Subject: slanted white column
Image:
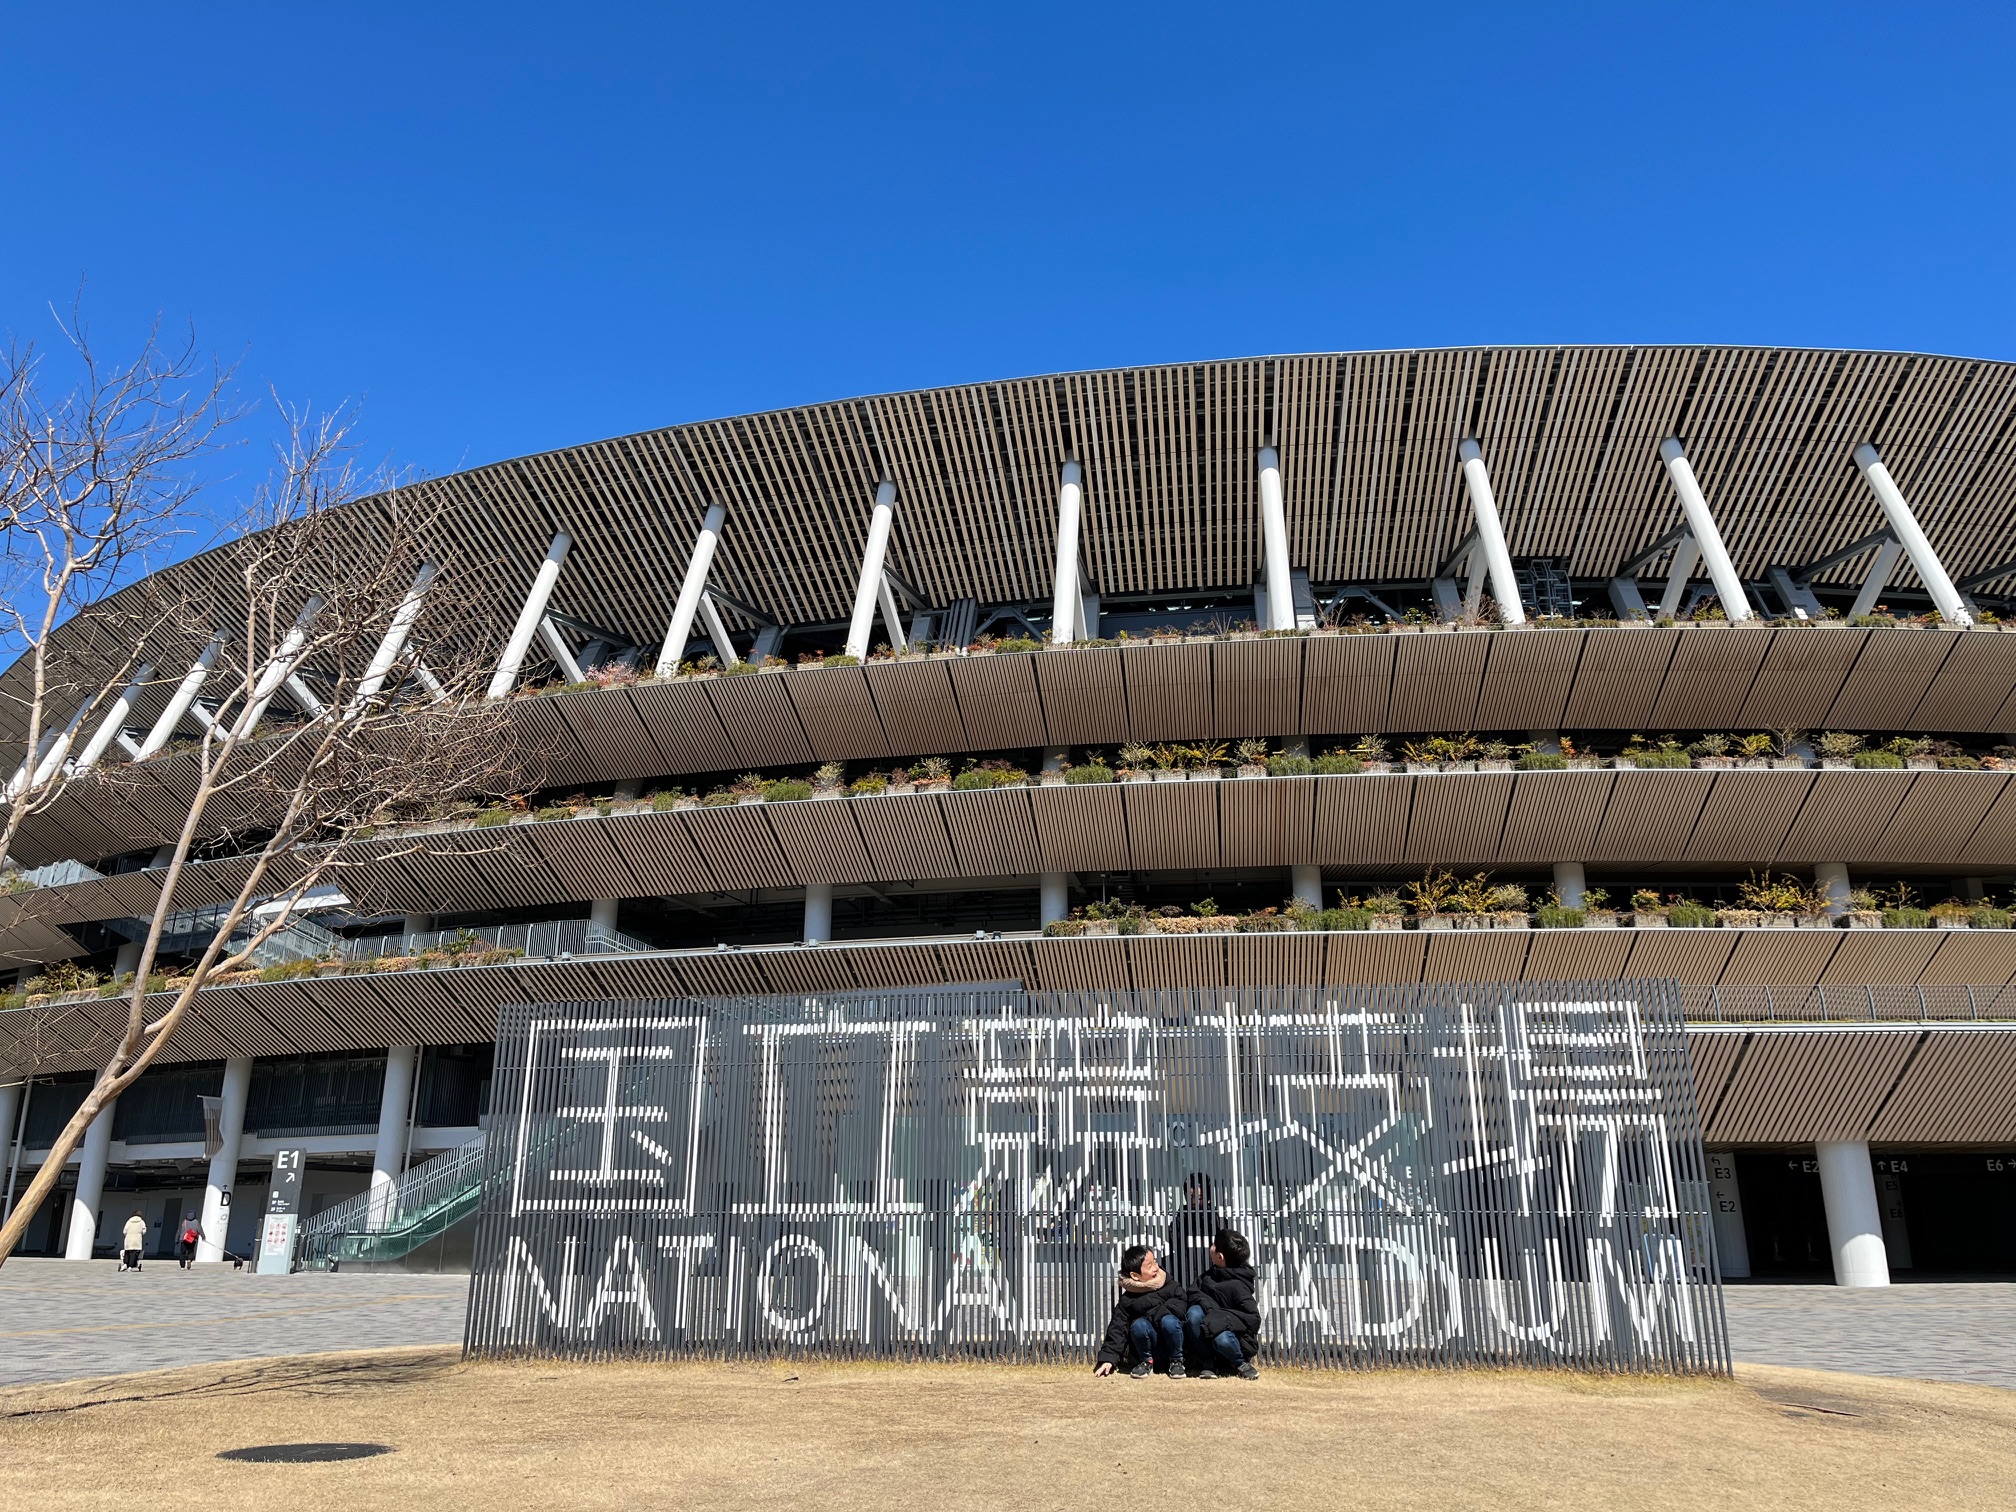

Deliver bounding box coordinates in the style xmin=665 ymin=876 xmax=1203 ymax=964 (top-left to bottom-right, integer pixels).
xmin=804 ymin=883 xmax=834 ymax=944
xmin=486 ymin=532 xmax=574 ymax=698
xmin=656 ymin=503 xmax=728 ymax=675
xmin=1853 ymin=443 xmax=1973 ymax=626
xmin=876 ymin=575 xmax=908 ymax=653
xmin=369 ymin=1046 xmax=418 ymax=1228
xmin=1050 ymin=461 xmax=1085 ymax=644
xmin=1456 ymin=441 xmax=1526 ymax=624
xmin=69 ymin=665 xmax=152 ymax=774
xmin=64 ymin=1092 xmax=116 ymax=1260
xmin=197 ymin=1056 xmax=251 ymax=1263
xmin=1289 ymin=865 xmax=1323 ymax=912
xmin=1552 ymin=861 xmax=1587 ymax=909
xmin=1257 ymin=446 xmax=1295 ymax=631
xmin=135 ymin=634 xmax=224 ymax=759
xmin=1039 ymin=873 xmax=1070 ymax=926
xmin=844 ymin=483 xmax=898 ymax=660
xmin=1849 ymin=537 xmax=1906 ymax=620
xmin=1815 ymin=862 xmax=1852 ymax=919
xmin=536 ymin=616 xmax=585 ymax=682
xmin=1656 ymin=535 xmax=1702 ymax=620
xmin=1658 ymin=439 xmax=1754 ymax=622
xmin=1816 ymin=1138 xmax=1890 ymax=1287
xmin=7 ymin=702 xmax=91 ymax=797
xmin=698 ymin=594 xmax=738 ymax=665
xmin=231 ymin=596 xmax=326 ymax=737
xmin=351 ymin=561 xmax=439 ymax=709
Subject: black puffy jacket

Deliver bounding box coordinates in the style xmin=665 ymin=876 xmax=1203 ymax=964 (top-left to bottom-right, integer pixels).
xmin=1187 ymin=1263 xmax=1261 ymax=1357
xmin=1094 ymin=1279 xmax=1185 ymax=1368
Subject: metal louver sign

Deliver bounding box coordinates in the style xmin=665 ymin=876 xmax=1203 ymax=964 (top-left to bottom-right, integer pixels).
xmin=465 ymin=983 xmax=1727 ymax=1374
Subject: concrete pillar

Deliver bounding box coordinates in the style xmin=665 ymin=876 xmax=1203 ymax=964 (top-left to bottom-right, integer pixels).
xmin=1658 ymin=439 xmax=1754 ymax=622
xmin=113 ymin=940 xmax=141 ymax=978
xmin=487 ymin=532 xmax=574 ymax=697
xmin=402 ymin=914 xmax=435 ymax=937
xmin=589 ymin=898 xmax=620 ymax=934
xmin=64 ymin=1092 xmax=116 ymax=1260
xmin=1039 ymin=873 xmax=1071 ymax=926
xmin=1257 ymin=446 xmax=1296 ymax=632
xmin=369 ymin=1046 xmax=419 ymax=1228
xmin=1816 ymin=1138 xmax=1890 ymax=1287
xmin=656 ymin=503 xmax=728 ymax=674
xmin=844 ymin=483 xmax=899 ymax=661
xmin=1706 ymin=1151 xmax=1750 ymax=1279
xmin=1455 ymin=440 xmax=1526 ymax=624
xmin=198 ymin=1056 xmax=251 ymax=1263
xmin=1051 ymin=462 xmax=1085 ymax=644
xmin=1853 ymin=443 xmax=1973 ymax=626
xmin=1552 ymin=861 xmax=1587 ymax=910
xmin=1290 ymin=865 xmax=1323 ymax=912
xmin=1814 ymin=862 xmax=1852 ymax=919
xmin=804 ymin=883 xmax=834 ymax=944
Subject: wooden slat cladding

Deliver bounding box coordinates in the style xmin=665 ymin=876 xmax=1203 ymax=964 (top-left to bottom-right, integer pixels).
xmin=1870 ymin=1030 xmax=2016 ymax=1143
xmin=861 ymin=661 xmax=962 ymax=756
xmin=1211 ymin=638 xmax=1302 ymax=738
xmin=1474 ymin=629 xmax=1583 ymax=732
xmin=783 ymin=666 xmax=891 ymax=761
xmin=1705 ymin=1029 xmax=1919 ymax=1142
xmin=1387 ymin=632 xmax=1489 ymax=732
xmin=1736 ymin=629 xmax=1867 ymax=730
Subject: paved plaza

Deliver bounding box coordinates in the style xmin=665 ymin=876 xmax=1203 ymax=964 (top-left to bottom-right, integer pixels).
xmin=0 ymin=1259 xmax=2011 ymax=1389
xmin=0 ymin=1259 xmax=467 ymax=1387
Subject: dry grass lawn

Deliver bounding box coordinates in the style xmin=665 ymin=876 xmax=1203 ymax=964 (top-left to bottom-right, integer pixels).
xmin=3 ymin=1348 xmax=2013 ymax=1511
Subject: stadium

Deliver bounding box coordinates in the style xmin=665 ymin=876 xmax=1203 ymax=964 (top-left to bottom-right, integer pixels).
xmin=4 ymin=343 xmax=2016 ymax=1315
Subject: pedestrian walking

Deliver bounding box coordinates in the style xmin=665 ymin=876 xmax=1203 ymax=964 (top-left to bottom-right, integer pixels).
xmin=177 ymin=1215 xmax=200 ymax=1268
xmin=119 ymin=1210 xmax=147 ymax=1272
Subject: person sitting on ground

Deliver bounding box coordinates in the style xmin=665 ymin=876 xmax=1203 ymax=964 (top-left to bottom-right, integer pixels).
xmin=119 ymin=1210 xmax=147 ymax=1272
xmin=1183 ymin=1226 xmax=1261 ymax=1380
xmin=177 ymin=1216 xmax=200 ymax=1269
xmin=1093 ymin=1244 xmax=1186 ymax=1379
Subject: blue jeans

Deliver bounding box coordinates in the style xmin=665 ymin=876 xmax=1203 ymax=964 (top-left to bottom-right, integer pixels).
xmin=1184 ymin=1304 xmax=1242 ymax=1368
xmin=1129 ymin=1313 xmax=1185 ymax=1367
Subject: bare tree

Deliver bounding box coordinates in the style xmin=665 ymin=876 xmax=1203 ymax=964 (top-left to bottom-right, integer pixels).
xmin=0 ymin=401 xmax=518 ymax=1265
xmin=0 ymin=309 xmax=236 ymax=870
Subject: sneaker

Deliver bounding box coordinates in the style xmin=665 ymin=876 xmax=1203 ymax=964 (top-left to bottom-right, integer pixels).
xmin=1194 ymin=1368 xmax=1219 ymax=1380
xmin=1166 ymin=1361 xmax=1186 ymax=1379
xmin=1128 ymin=1361 xmax=1153 ymax=1379
xmin=1236 ymin=1361 xmax=1260 ymax=1381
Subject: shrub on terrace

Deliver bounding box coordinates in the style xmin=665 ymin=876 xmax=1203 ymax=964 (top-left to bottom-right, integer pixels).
xmin=1310 ymin=752 xmax=1363 ymax=775
xmin=1668 ymin=901 xmax=1719 ymax=927
xmin=1266 ymin=753 xmax=1313 ymax=777
xmin=763 ymin=779 xmax=812 ymax=802
xmin=1517 ymin=750 xmax=1567 ymax=770
xmin=1853 ymin=749 xmax=1905 ymax=769
xmin=1320 ymin=906 xmax=1373 ymax=930
xmin=1064 ymin=763 xmax=1115 ymax=783
xmin=1534 ymin=903 xmax=1586 ymax=929
xmin=1883 ymin=906 xmax=1931 ymax=928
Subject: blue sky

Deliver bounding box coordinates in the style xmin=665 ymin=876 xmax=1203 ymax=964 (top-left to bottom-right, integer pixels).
xmin=2 ymin=2 xmax=2012 ymax=482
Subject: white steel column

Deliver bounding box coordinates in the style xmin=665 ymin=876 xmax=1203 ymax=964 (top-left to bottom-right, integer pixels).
xmin=64 ymin=1093 xmax=116 ymax=1260
xmin=486 ymin=532 xmax=574 ymax=697
xmin=876 ymin=575 xmax=908 ymax=653
xmin=844 ymin=483 xmax=898 ymax=660
xmin=231 ymin=597 xmax=325 ymax=737
xmin=1257 ymin=446 xmax=1295 ymax=631
xmin=1455 ymin=441 xmax=1526 ymax=624
xmin=135 ymin=634 xmax=224 ymax=759
xmin=7 ymin=702 xmax=90 ymax=797
xmin=70 ymin=665 xmax=152 ymax=775
xmin=1552 ymin=861 xmax=1587 ymax=909
xmin=350 ymin=561 xmax=439 ymax=709
xmin=1658 ymin=439 xmax=1754 ymax=622
xmin=197 ymin=1056 xmax=250 ymax=1263
xmin=698 ymin=594 xmax=738 ymax=665
xmin=1816 ymin=1138 xmax=1890 ymax=1287
xmin=1853 ymin=443 xmax=1973 ymax=625
xmin=1289 ymin=864 xmax=1323 ymax=912
xmin=1656 ymin=535 xmax=1703 ymax=620
xmin=536 ymin=616 xmax=585 ymax=682
xmin=369 ymin=1046 xmax=418 ymax=1227
xmin=656 ymin=503 xmax=727 ymax=675
xmin=1050 ymin=461 xmax=1084 ymax=644
xmin=1848 ymin=538 xmax=1906 ymax=620
xmin=1814 ymin=862 xmax=1852 ymax=919
xmin=804 ymin=883 xmax=833 ymax=944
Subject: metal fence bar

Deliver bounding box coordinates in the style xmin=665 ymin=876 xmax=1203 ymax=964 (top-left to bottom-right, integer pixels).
xmin=462 ymin=982 xmax=1727 ymax=1375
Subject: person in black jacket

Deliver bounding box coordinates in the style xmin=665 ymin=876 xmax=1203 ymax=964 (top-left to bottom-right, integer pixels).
xmin=1183 ymin=1226 xmax=1261 ymax=1380
xmin=1093 ymin=1244 xmax=1187 ymax=1378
